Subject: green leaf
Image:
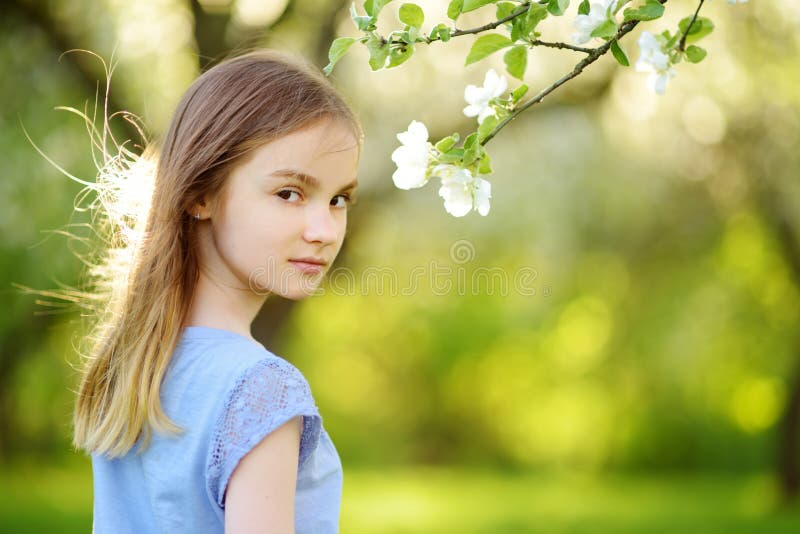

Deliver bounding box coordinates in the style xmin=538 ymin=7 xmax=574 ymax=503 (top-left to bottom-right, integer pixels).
xmin=547 ymin=0 xmax=570 ymax=17
xmin=399 ymin=3 xmax=424 ymax=29
xmin=465 ymin=34 xmax=514 ymax=66
xmin=363 ymin=0 xmax=393 ymax=17
xmin=526 ymin=4 xmax=548 ymax=32
xmin=462 ymin=0 xmax=497 ymax=13
xmin=613 ymin=0 xmax=633 ymax=15
xmin=510 ymin=17 xmax=525 ymax=42
xmin=447 ymin=0 xmax=464 ymax=20
xmin=511 ymin=83 xmax=528 ymax=102
xmin=685 ymin=45 xmax=707 ymax=63
xmin=365 ymin=36 xmax=389 ymax=70
xmin=508 ymin=2 xmax=545 ymax=42
xmin=496 ymin=1 xmax=516 ymax=20
xmin=477 ymin=115 xmax=500 ymax=143
xmin=402 ymin=25 xmax=420 ymax=43
xmin=463 ymin=132 xmax=478 ymax=150
xmin=435 ymin=133 xmax=460 ymax=153
xmin=678 ymin=16 xmax=714 ymax=44
xmin=463 ymin=147 xmax=478 ymax=166
xmin=622 ymin=0 xmax=664 ymax=23
xmin=660 ymin=29 xmax=679 ymax=49
xmin=323 ymin=37 xmax=356 ymax=76
xmin=463 ymin=135 xmax=484 ymax=166
xmin=478 ymin=153 xmax=493 ymax=175
xmin=386 ymin=43 xmax=414 ymax=68
xmin=578 ymin=0 xmax=590 ymax=15
xmin=609 ymin=39 xmax=629 ymax=66
xmin=463 ymin=132 xmax=485 ymax=166
xmin=350 ymin=3 xmax=375 ymax=31
xmin=430 ymin=23 xmax=451 ymax=42
xmin=590 ymin=19 xmax=618 ymax=39
xmin=437 ymin=149 xmax=465 ymax=163
xmin=504 ymin=45 xmax=527 ymax=80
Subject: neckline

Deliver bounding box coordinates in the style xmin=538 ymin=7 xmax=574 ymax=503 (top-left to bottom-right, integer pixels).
xmin=180 ymin=325 xmax=260 ymax=345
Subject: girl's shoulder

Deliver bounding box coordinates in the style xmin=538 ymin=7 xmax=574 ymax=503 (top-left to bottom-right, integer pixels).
xmin=200 ymin=337 xmax=323 ymax=509
xmin=168 ymin=326 xmax=316 ymax=411
xmin=175 ymin=326 xmax=284 ymax=373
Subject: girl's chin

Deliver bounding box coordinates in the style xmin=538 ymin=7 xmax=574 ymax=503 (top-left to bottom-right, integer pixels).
xmin=280 ymin=283 xmax=326 ymax=300
xmin=247 ymin=274 xmax=326 ymax=299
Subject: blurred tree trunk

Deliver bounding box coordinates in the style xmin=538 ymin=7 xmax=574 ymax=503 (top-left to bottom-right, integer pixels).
xmin=190 ymin=0 xmax=233 ymax=70
xmin=0 ymin=309 xmax=60 ymax=457
xmin=742 ymin=120 xmax=800 ymax=503
xmin=756 ymin=188 xmax=800 ymax=502
xmin=780 ymin=359 xmax=800 ymax=501
xmin=310 ymin=0 xmax=351 ymax=69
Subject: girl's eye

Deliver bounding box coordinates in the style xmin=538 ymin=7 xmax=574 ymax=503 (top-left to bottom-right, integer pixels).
xmin=331 ymin=194 xmax=352 ymax=208
xmin=277 ymin=190 xmax=302 ymax=202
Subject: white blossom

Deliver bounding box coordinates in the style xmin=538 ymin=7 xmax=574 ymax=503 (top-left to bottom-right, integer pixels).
xmin=463 ymin=68 xmax=508 ymax=125
xmin=391 ymin=120 xmax=432 ymax=189
xmin=572 ymin=0 xmax=619 ymax=45
xmin=433 ymin=164 xmax=492 ymax=217
xmin=635 ymin=31 xmax=676 ymax=95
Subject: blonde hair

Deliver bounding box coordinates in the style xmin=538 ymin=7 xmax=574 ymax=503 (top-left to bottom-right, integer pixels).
xmin=69 ymin=49 xmax=363 ymax=458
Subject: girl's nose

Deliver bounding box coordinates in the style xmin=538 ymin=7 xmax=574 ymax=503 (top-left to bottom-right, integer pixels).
xmin=303 ymin=204 xmax=341 ymax=245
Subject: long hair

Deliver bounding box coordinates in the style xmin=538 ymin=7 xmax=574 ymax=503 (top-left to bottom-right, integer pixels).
xmin=71 ymin=49 xmax=364 ymax=458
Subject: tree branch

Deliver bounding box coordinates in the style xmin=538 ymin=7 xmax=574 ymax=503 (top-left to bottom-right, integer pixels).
xmin=529 ymin=38 xmax=594 ymax=54
xmin=678 ymin=0 xmax=705 ymax=52
xmin=449 ymin=1 xmax=542 ymax=39
xmin=387 ymin=1 xmax=595 ymax=54
xmin=481 ymin=0 xmax=673 ymax=146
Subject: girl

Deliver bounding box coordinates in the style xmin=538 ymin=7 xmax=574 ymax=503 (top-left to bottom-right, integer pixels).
xmin=71 ymin=49 xmax=363 ymax=533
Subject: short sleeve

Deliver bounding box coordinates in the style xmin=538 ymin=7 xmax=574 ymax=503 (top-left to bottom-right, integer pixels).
xmin=205 ymin=357 xmax=322 ymax=509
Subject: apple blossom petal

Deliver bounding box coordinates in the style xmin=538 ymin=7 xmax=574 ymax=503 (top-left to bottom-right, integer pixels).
xmin=464 ymin=84 xmax=484 ymax=104
xmin=477 ymin=107 xmax=496 ymax=125
xmin=474 ymin=178 xmax=492 ymax=216
xmin=484 ymin=69 xmax=499 ymax=89
xmin=438 ymin=181 xmax=472 ymax=217
xmin=392 ymin=165 xmax=428 ymax=190
xmin=463 ymin=104 xmax=482 ymax=118
xmin=493 ymin=74 xmax=508 ymax=98
xmin=407 ymin=120 xmax=428 ymax=139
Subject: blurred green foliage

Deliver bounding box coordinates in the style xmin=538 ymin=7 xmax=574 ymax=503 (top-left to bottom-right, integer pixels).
xmin=2 ymin=458 xmax=800 ymax=532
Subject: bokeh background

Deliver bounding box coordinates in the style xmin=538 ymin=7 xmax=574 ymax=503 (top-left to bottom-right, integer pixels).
xmin=2 ymin=0 xmax=800 ymax=532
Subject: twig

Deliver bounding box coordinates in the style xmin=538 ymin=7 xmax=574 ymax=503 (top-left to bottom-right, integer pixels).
xmin=449 ymin=1 xmax=540 ymax=39
xmin=678 ymin=0 xmax=705 ymax=52
xmin=388 ymin=0 xmax=547 ymax=45
xmin=529 ymin=39 xmax=594 ymax=54
xmin=482 ymin=0 xmax=675 ymax=146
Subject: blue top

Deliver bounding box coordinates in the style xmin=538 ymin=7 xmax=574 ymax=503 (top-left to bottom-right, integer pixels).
xmin=91 ymin=326 xmax=343 ymax=533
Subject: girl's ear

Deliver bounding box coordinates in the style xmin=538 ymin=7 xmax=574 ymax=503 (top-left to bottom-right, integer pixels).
xmin=187 ymin=194 xmax=211 ymax=220
xmin=189 ymin=188 xmax=227 ymax=221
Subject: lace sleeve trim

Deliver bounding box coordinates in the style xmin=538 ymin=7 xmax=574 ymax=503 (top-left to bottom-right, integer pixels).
xmin=205 ymin=357 xmax=322 ymax=508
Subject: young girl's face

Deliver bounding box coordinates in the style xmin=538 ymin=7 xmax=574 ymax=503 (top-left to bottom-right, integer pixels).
xmin=201 ymin=118 xmax=360 ymax=300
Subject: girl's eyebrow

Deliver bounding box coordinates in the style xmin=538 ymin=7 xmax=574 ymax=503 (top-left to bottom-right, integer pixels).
xmin=271 ymin=168 xmax=358 ymax=191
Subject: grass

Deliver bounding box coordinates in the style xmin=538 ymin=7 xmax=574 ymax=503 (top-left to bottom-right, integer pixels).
xmin=341 ymin=466 xmax=800 ymax=533
xmin=1 ymin=456 xmax=799 ymax=533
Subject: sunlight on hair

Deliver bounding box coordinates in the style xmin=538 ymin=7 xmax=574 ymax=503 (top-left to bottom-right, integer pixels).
xmin=15 ymin=48 xmax=154 ymax=332
xmin=90 ymin=145 xmax=155 ymax=293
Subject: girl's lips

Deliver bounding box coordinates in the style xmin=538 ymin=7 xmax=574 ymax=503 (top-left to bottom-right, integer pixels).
xmin=289 ymin=260 xmax=324 ymax=274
